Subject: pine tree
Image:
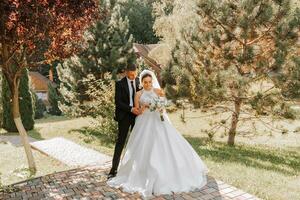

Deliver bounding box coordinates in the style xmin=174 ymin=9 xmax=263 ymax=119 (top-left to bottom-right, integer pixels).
xmin=32 ymin=91 xmax=46 ymax=119
xmin=119 ymin=0 xmax=159 ymax=44
xmin=2 ymin=68 xmax=35 ymax=132
xmin=154 ymin=0 xmax=300 ymax=145
xmin=278 ymin=57 xmax=300 ymax=98
xmin=58 ymin=0 xmax=135 ymax=116
xmin=81 ymin=1 xmax=135 ymax=79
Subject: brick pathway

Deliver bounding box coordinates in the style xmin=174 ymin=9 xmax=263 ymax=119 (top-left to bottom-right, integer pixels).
xmin=0 ymin=162 xmax=260 ymax=200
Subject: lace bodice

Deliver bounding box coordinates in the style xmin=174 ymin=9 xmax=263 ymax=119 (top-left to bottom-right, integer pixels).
xmin=139 ymin=88 xmax=159 ymax=106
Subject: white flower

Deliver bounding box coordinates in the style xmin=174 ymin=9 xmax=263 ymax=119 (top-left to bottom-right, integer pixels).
xmin=149 ymin=96 xmax=170 ymax=121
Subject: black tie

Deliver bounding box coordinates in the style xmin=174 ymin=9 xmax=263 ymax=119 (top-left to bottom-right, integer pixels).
xmin=130 ymin=81 xmax=135 ymax=104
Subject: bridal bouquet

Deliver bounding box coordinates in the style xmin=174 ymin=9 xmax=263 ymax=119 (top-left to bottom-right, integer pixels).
xmin=149 ymin=97 xmax=169 ymax=121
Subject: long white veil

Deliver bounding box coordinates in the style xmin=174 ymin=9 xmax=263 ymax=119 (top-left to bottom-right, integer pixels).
xmin=139 ymin=69 xmax=161 ymax=89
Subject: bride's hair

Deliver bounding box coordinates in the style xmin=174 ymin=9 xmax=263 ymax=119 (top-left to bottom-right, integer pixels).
xmin=141 ymin=73 xmax=152 ymax=81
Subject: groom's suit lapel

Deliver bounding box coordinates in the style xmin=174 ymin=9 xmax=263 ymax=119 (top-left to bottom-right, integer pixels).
xmin=135 ymin=78 xmax=140 ymax=91
xmin=122 ymin=77 xmax=140 ymax=100
xmin=122 ymin=77 xmax=130 ymax=98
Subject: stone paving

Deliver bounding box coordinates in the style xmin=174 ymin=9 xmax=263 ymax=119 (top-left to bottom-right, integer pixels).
xmin=30 ymin=138 xmax=111 ymax=167
xmin=0 ymin=161 xmax=260 ymax=200
xmin=0 ymin=136 xmax=37 ymax=147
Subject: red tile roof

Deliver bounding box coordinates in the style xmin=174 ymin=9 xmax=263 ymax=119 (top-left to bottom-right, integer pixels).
xmin=29 ymin=72 xmax=57 ymax=92
xmin=133 ymin=43 xmax=162 ymax=72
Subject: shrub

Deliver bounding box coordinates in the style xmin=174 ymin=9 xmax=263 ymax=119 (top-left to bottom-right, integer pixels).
xmin=48 ymin=83 xmax=62 ymax=116
xmin=32 ymin=92 xmax=46 ymax=119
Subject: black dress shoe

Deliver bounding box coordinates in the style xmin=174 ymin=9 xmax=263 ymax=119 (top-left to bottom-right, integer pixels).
xmin=107 ymin=172 xmax=116 ymax=180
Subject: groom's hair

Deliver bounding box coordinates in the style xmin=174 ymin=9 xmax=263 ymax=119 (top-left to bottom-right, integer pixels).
xmin=126 ymin=64 xmax=137 ymax=71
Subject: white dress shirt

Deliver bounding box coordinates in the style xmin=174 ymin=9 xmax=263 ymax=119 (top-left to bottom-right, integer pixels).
xmin=126 ymin=77 xmax=136 ymax=107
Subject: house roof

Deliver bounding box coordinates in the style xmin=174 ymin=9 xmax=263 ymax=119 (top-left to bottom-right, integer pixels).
xmin=29 ymin=72 xmax=57 ymax=92
xmin=133 ymin=43 xmax=162 ymax=72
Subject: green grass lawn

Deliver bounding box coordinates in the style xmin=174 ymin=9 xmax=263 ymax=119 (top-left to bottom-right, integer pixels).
xmin=1 ymin=115 xmax=299 ymax=200
xmin=186 ymin=137 xmax=300 ymax=200
xmin=0 ymin=141 xmax=70 ymax=186
xmin=30 ymin=114 xmax=114 ymax=155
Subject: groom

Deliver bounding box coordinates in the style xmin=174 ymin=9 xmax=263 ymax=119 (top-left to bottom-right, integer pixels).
xmin=108 ymin=64 xmax=141 ymax=179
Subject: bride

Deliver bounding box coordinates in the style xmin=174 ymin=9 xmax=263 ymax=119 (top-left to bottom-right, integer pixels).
xmin=107 ymin=70 xmax=208 ymax=197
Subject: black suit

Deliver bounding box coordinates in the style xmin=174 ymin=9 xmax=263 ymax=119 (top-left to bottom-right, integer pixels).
xmin=110 ymin=77 xmax=140 ymax=175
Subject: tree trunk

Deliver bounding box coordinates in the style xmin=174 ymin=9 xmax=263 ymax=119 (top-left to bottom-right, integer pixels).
xmin=227 ymin=99 xmax=242 ymax=146
xmin=49 ymin=65 xmax=54 ymax=82
xmin=12 ymin=79 xmax=36 ymax=172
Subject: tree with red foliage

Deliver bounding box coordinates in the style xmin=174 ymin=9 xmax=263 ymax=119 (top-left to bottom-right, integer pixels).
xmin=0 ymin=0 xmax=98 ymax=172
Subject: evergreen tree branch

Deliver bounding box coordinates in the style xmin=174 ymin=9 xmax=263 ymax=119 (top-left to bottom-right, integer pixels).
xmin=198 ymin=10 xmax=245 ymax=45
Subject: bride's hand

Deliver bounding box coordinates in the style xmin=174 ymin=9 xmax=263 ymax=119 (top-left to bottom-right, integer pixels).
xmin=140 ymin=104 xmax=149 ymax=113
xmin=158 ymin=90 xmax=165 ymax=97
xmin=154 ymin=88 xmax=165 ymax=97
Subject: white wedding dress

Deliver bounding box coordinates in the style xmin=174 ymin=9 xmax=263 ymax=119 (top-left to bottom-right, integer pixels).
xmin=107 ymin=88 xmax=208 ymax=197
